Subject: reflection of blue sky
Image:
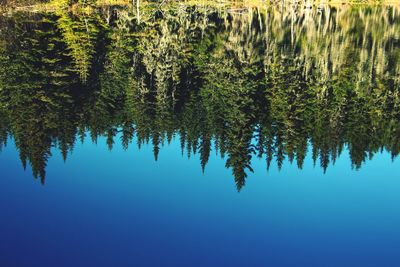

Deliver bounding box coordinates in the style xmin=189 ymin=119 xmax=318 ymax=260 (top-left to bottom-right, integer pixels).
xmin=1 ymin=134 xmax=400 ymax=267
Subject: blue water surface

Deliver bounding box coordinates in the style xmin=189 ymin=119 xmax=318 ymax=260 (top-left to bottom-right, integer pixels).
xmin=1 ymin=135 xmax=400 ymax=267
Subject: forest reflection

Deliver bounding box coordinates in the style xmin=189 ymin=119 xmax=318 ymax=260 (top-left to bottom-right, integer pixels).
xmin=0 ymin=4 xmax=399 ymax=190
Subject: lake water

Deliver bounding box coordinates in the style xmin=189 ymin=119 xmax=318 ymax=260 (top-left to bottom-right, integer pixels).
xmin=1 ymin=4 xmax=400 ymax=266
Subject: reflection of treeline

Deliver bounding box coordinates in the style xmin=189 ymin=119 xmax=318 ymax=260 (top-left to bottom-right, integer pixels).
xmin=0 ymin=5 xmax=399 ymax=190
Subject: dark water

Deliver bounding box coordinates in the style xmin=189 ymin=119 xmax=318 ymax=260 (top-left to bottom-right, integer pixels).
xmin=1 ymin=4 xmax=400 ymax=266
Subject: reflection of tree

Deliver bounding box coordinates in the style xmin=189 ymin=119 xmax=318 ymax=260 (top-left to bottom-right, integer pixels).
xmin=0 ymin=108 xmax=9 ymax=153
xmin=0 ymin=5 xmax=399 ymax=190
xmin=0 ymin=12 xmax=81 ymax=183
xmin=56 ymin=10 xmax=107 ymax=81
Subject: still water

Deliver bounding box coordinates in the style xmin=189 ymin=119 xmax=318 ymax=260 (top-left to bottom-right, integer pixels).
xmin=1 ymin=3 xmax=400 ymax=266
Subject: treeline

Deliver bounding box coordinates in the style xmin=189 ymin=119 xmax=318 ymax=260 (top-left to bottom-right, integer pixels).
xmin=0 ymin=5 xmax=399 ymax=190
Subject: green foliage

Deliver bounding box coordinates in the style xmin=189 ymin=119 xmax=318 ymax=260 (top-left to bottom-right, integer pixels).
xmin=0 ymin=4 xmax=399 ymax=190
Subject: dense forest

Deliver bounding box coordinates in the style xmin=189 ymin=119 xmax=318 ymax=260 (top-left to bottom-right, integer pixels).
xmin=0 ymin=4 xmax=399 ymax=190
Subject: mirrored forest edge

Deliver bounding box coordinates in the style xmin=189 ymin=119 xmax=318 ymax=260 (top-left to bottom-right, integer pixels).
xmin=0 ymin=4 xmax=399 ymax=190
